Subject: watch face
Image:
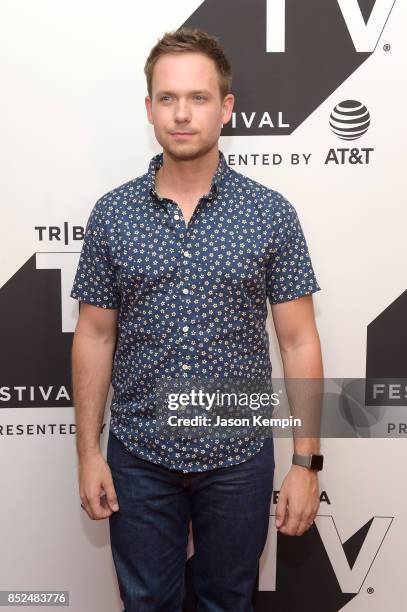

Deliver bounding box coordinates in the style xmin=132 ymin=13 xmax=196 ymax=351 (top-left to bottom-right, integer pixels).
xmin=310 ymin=455 xmax=323 ymax=470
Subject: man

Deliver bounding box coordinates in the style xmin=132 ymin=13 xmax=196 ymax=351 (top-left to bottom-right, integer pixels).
xmin=70 ymin=27 xmax=324 ymax=612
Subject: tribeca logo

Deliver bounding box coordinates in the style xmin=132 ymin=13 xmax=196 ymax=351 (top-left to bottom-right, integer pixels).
xmin=266 ymin=0 xmax=395 ymax=53
xmin=35 ymin=223 xmax=85 ymax=245
xmin=0 ymin=253 xmax=80 ymax=408
xmin=183 ymin=0 xmax=396 ymax=135
xmin=259 ymin=515 xmax=393 ymax=595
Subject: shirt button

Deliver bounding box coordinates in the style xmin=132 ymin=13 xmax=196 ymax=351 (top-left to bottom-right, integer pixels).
xmin=174 ymin=214 xmax=180 ymax=220
xmin=183 ymin=250 xmax=192 ymax=258
xmin=182 ymin=326 xmax=189 ymax=332
xmin=181 ymin=364 xmax=191 ymax=370
xmin=182 ymin=288 xmax=189 ymax=295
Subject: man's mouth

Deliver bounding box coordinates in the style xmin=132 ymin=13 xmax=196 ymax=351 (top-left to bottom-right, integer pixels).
xmin=171 ymin=132 xmax=196 ymax=137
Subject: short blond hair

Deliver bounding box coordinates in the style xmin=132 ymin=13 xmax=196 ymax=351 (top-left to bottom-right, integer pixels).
xmin=144 ymin=27 xmax=232 ymax=100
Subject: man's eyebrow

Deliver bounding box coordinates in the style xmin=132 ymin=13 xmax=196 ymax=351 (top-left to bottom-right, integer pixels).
xmin=155 ymin=89 xmax=212 ymax=97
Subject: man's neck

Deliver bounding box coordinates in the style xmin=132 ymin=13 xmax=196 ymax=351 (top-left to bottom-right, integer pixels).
xmin=155 ymin=146 xmax=220 ymax=199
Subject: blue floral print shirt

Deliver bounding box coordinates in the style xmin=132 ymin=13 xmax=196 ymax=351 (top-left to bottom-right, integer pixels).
xmin=70 ymin=150 xmax=321 ymax=472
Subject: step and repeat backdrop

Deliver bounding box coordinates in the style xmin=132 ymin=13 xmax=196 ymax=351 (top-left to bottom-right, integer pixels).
xmin=1 ymin=1 xmax=406 ymax=611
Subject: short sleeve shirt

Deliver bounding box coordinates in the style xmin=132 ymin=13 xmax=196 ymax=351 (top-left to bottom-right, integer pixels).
xmin=70 ymin=150 xmax=321 ymax=472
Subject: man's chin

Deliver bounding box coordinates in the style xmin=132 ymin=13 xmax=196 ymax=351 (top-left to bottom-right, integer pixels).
xmin=163 ymin=142 xmax=213 ymax=161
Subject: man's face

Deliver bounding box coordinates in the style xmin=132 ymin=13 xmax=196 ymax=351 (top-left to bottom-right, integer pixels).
xmin=145 ymin=52 xmax=234 ymax=161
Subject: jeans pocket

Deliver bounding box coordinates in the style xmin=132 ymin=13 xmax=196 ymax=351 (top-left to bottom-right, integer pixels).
xmin=107 ymin=431 xmax=127 ymax=466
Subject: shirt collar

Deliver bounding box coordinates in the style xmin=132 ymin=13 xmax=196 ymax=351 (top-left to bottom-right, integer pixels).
xmin=147 ymin=149 xmax=230 ymax=202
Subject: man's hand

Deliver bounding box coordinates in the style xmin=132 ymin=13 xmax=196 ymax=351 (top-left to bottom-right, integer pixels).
xmin=275 ymin=465 xmax=320 ymax=536
xmin=78 ymin=450 xmax=120 ymax=520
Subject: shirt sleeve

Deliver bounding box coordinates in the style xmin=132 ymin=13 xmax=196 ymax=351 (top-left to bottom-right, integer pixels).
xmin=70 ymin=198 xmax=121 ymax=309
xmin=265 ymin=196 xmax=321 ymax=305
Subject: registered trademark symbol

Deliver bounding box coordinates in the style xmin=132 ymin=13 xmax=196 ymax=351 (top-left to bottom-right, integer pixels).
xmin=367 ymin=587 xmax=374 ymax=594
xmin=383 ymin=43 xmax=391 ymax=51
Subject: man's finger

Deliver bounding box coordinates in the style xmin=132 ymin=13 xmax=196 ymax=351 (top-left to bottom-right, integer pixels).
xmin=88 ymin=493 xmax=110 ymax=520
xmin=275 ymin=496 xmax=288 ymax=528
xmin=295 ymin=515 xmax=313 ymax=536
xmin=81 ymin=498 xmax=91 ymax=518
xmin=102 ymin=477 xmax=120 ymax=512
xmin=279 ymin=507 xmax=302 ymax=535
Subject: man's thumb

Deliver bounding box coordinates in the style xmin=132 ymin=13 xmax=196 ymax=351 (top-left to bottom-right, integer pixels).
xmin=104 ymin=480 xmax=120 ymax=512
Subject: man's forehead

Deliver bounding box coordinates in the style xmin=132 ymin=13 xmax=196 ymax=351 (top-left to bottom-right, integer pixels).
xmin=154 ymin=88 xmax=213 ymax=97
xmin=151 ymin=53 xmax=220 ymax=96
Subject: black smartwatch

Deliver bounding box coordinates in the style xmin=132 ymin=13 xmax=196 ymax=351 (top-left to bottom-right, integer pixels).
xmin=292 ymin=453 xmax=324 ymax=471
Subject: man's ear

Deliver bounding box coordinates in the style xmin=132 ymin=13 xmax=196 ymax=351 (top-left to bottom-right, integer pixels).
xmin=221 ymin=93 xmax=235 ymax=126
xmin=145 ymin=95 xmax=153 ymax=125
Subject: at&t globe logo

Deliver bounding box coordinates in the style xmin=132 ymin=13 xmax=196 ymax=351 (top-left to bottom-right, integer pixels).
xmin=329 ymin=100 xmax=371 ymax=140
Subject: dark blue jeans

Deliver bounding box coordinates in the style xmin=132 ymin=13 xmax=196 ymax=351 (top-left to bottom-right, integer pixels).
xmin=107 ymin=431 xmax=274 ymax=612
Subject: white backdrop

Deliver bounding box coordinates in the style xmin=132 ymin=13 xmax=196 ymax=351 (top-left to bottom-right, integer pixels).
xmin=1 ymin=1 xmax=406 ymax=610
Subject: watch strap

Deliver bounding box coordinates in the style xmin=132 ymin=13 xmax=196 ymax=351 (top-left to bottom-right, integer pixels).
xmin=292 ymin=453 xmax=324 ymax=471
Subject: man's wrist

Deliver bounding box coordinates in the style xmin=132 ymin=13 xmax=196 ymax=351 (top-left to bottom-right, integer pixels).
xmin=291 ymin=463 xmax=319 ymax=475
xmin=77 ymin=442 xmax=102 ymax=459
xmin=293 ymin=438 xmax=320 ymax=455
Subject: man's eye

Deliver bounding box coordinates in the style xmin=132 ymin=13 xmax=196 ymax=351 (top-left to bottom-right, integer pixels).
xmin=194 ymin=95 xmax=206 ymax=101
xmin=160 ymin=95 xmax=171 ymax=101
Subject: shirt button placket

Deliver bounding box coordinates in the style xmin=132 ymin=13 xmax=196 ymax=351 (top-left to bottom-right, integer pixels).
xmin=174 ymin=212 xmax=193 ymax=376
xmin=169 ymin=201 xmax=191 ymax=376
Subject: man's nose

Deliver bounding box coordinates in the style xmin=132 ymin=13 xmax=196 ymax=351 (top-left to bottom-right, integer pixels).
xmin=174 ymin=100 xmax=191 ymax=122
